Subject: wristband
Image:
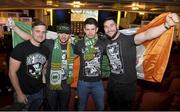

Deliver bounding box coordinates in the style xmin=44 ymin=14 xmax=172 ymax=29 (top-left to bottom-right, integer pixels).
xmin=164 ymin=23 xmax=170 ymax=30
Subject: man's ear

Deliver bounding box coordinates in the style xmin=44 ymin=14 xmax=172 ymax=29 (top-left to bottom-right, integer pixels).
xmin=96 ymin=27 xmax=99 ymax=33
xmin=116 ymin=25 xmax=119 ymax=30
xmin=30 ymin=30 xmax=32 ymax=35
xmin=83 ymin=27 xmax=86 ymax=32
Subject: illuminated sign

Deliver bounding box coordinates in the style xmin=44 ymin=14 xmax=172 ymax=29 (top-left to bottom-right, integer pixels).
xmin=71 ymin=9 xmax=98 ymax=21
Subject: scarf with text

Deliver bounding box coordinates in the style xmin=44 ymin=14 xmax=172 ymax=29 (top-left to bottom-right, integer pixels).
xmin=50 ymin=38 xmax=74 ymax=90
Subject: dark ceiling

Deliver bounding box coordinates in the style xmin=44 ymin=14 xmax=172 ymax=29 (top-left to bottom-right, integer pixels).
xmin=0 ymin=0 xmax=180 ymax=13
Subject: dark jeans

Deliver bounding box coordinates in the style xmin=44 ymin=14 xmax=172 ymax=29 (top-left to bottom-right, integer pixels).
xmin=14 ymin=88 xmax=43 ymax=111
xmin=108 ymin=78 xmax=136 ymax=111
xmin=46 ymin=81 xmax=71 ymax=111
xmin=77 ymin=80 xmax=104 ymax=111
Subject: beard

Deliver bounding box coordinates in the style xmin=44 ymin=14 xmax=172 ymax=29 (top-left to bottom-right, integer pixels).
xmin=105 ymin=31 xmax=118 ymax=40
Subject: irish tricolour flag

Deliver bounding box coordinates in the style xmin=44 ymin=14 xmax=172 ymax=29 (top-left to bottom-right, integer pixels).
xmin=12 ymin=13 xmax=174 ymax=83
xmin=135 ymin=12 xmax=174 ymax=82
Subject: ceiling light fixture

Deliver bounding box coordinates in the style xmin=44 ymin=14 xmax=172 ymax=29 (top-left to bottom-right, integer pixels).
xmin=132 ymin=2 xmax=139 ymax=10
xmin=139 ymin=12 xmax=145 ymax=15
xmin=46 ymin=0 xmax=53 ymax=6
xmin=72 ymin=1 xmax=82 ymax=8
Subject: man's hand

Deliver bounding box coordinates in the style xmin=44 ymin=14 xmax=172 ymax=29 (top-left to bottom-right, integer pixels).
xmin=17 ymin=92 xmax=28 ymax=104
xmin=165 ymin=13 xmax=179 ymax=28
xmin=6 ymin=18 xmax=16 ymax=29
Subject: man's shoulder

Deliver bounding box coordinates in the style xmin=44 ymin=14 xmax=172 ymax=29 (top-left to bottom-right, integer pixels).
xmin=44 ymin=39 xmax=54 ymax=44
xmin=42 ymin=39 xmax=54 ymax=48
xmin=14 ymin=40 xmax=29 ymax=49
xmin=119 ymin=33 xmax=135 ymax=40
xmin=75 ymin=38 xmax=84 ymax=45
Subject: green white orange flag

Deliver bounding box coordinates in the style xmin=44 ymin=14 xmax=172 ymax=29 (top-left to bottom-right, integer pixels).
xmin=12 ymin=12 xmax=174 ymax=84
xmin=135 ymin=12 xmax=174 ymax=82
xmin=12 ymin=21 xmax=31 ymax=47
xmin=120 ymin=13 xmax=174 ymax=83
xmin=12 ymin=21 xmax=57 ymax=47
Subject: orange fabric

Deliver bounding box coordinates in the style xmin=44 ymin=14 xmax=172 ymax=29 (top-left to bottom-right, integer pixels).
xmin=70 ymin=13 xmax=174 ymax=84
xmin=71 ymin=56 xmax=80 ymax=88
xmin=137 ymin=13 xmax=174 ymax=82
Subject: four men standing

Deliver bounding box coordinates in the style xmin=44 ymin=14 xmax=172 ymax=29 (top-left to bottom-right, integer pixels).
xmin=7 ymin=12 xmax=179 ymax=111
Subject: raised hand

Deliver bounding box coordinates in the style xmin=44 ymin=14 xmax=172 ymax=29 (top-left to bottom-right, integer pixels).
xmin=165 ymin=13 xmax=179 ymax=28
xmin=6 ymin=18 xmax=16 ymax=29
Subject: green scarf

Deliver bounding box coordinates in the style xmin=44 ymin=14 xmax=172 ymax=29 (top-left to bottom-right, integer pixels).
xmin=101 ymin=55 xmax=110 ymax=78
xmin=50 ymin=38 xmax=74 ymax=90
xmin=84 ymin=36 xmax=98 ymax=61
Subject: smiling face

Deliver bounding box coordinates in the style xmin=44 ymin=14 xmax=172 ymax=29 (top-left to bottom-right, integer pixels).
xmin=58 ymin=33 xmax=70 ymax=44
xmin=31 ymin=25 xmax=46 ymax=45
xmin=103 ymin=19 xmax=118 ymax=38
xmin=84 ymin=24 xmax=98 ymax=39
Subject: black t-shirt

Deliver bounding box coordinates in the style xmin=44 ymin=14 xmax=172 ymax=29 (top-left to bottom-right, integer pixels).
xmin=74 ymin=38 xmax=106 ymax=82
xmin=10 ymin=40 xmax=49 ymax=95
xmin=106 ymin=33 xmax=137 ymax=84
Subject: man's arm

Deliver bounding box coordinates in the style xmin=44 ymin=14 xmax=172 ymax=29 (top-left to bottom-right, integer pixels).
xmin=8 ymin=18 xmax=32 ymax=40
xmin=134 ymin=13 xmax=179 ymax=45
xmin=7 ymin=18 xmax=58 ymax=40
xmin=9 ymin=57 xmax=28 ymax=104
xmin=42 ymin=61 xmax=48 ymax=84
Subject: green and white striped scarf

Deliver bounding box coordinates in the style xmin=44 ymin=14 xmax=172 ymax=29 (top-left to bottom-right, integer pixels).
xmin=50 ymin=38 xmax=74 ymax=90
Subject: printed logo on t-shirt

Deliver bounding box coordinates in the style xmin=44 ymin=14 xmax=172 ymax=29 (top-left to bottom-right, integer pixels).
xmin=61 ymin=50 xmax=68 ymax=80
xmin=106 ymin=42 xmax=124 ymax=74
xmin=84 ymin=47 xmax=101 ymax=77
xmin=26 ymin=53 xmax=47 ymax=79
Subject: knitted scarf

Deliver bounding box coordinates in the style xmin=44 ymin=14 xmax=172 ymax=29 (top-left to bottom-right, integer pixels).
xmin=50 ymin=38 xmax=74 ymax=90
xmin=84 ymin=36 xmax=98 ymax=61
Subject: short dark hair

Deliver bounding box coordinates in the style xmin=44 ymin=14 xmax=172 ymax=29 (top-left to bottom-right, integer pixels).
xmin=32 ymin=19 xmax=46 ymax=29
xmin=84 ymin=18 xmax=98 ymax=27
xmin=103 ymin=17 xmax=117 ymax=24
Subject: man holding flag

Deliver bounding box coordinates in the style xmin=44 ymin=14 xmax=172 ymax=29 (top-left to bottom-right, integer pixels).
xmin=8 ymin=19 xmax=75 ymax=110
xmin=8 ymin=19 xmax=49 ymax=110
xmin=103 ymin=13 xmax=179 ymax=110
